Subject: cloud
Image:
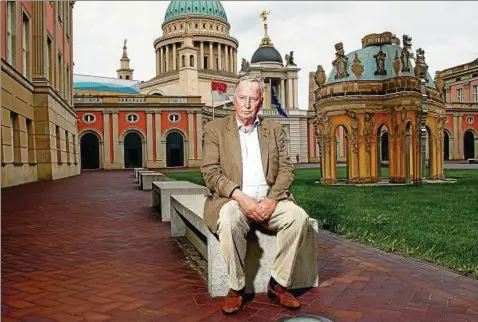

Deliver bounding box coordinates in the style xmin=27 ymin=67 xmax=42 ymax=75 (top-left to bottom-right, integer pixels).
xmin=73 ymin=1 xmax=478 ymax=110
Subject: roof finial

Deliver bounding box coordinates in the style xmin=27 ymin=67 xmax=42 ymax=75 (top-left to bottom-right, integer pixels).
xmin=259 ymin=10 xmax=273 ymax=47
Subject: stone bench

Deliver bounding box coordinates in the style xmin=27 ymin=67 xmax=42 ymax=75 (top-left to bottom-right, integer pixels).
xmin=170 ymin=194 xmax=319 ymax=297
xmin=137 ymin=170 xmax=156 ymax=184
xmin=152 ymin=181 xmax=208 ymax=221
xmin=139 ymin=172 xmax=168 ymax=191
xmin=133 ymin=168 xmax=146 ymax=178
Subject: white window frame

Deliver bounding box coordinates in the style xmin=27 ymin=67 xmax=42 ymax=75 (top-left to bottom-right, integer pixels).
xmin=126 ymin=113 xmax=139 ymax=123
xmin=6 ymin=1 xmax=14 ymax=65
xmin=22 ymin=11 xmax=30 ymax=79
xmin=58 ymin=54 xmax=63 ymax=95
xmin=168 ymin=113 xmax=180 ymax=123
xmin=456 ymin=88 xmax=463 ymax=103
xmin=46 ymin=36 xmax=52 ymax=81
xmin=82 ymin=113 xmax=96 ymax=124
xmin=466 ymin=116 xmax=474 ymax=125
xmin=473 ymin=85 xmax=478 ymax=103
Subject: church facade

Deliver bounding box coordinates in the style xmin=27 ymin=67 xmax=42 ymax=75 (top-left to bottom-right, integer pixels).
xmin=74 ymin=0 xmax=318 ymax=171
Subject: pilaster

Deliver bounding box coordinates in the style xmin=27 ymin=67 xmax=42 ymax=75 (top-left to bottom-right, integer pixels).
xmin=103 ymin=112 xmax=111 ymax=164
xmin=173 ymin=43 xmax=177 ymax=70
xmin=188 ymin=111 xmax=195 ymax=161
xmin=112 ymin=111 xmax=120 ymax=166
xmin=146 ymin=111 xmax=154 ymax=162
xmin=155 ymin=111 xmax=162 ymax=161
xmin=200 ymin=42 xmax=204 ymax=69
xmin=209 ymin=42 xmax=213 ymax=69
xmin=196 ymin=112 xmax=203 ymax=159
xmin=165 ymin=45 xmax=170 ymax=72
xmin=32 ymin=1 xmax=46 ymax=78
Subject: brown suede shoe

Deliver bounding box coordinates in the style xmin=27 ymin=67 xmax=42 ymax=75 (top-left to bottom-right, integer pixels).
xmin=267 ymin=283 xmax=301 ymax=309
xmin=222 ymin=288 xmax=244 ymax=314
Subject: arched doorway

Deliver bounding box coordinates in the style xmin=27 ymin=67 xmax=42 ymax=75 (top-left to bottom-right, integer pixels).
xmin=464 ymin=130 xmax=475 ymax=159
xmin=124 ymin=132 xmax=143 ymax=168
xmin=334 ymin=125 xmax=349 ymax=182
xmin=166 ymin=131 xmax=184 ymax=167
xmin=381 ymin=132 xmax=389 ymax=162
xmin=405 ymin=122 xmax=412 ymax=183
xmin=377 ymin=125 xmax=389 ymax=182
xmin=80 ymin=132 xmax=100 ymax=169
xmin=444 ymin=131 xmax=450 ymax=161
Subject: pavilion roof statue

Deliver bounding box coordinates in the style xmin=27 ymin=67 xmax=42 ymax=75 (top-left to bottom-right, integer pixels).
xmin=324 ymin=31 xmax=436 ymax=88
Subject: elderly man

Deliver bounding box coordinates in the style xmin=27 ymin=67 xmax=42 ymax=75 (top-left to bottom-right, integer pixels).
xmin=201 ymin=75 xmax=310 ymax=314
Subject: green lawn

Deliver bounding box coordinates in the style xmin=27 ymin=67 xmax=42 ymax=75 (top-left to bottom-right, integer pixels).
xmin=167 ymin=168 xmax=478 ymax=278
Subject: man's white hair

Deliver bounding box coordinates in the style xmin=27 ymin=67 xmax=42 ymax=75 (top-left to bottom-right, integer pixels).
xmin=233 ymin=74 xmax=265 ymax=103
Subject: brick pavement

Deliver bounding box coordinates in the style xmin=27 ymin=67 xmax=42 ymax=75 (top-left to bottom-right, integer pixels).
xmin=2 ymin=170 xmax=478 ymax=322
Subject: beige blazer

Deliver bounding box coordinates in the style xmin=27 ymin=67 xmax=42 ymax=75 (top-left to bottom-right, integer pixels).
xmin=201 ymin=115 xmax=296 ymax=233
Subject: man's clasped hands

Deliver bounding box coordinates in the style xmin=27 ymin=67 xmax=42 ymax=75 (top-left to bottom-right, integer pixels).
xmin=232 ymin=189 xmax=278 ymax=223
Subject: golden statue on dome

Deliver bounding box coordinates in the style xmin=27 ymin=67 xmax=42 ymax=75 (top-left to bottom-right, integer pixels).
xmin=259 ymin=10 xmax=273 ymax=47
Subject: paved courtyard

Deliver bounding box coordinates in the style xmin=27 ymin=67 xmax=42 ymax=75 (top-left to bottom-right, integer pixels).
xmin=2 ymin=171 xmax=478 ymax=322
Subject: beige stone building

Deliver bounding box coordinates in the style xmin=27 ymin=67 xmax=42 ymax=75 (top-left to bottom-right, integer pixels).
xmin=1 ymin=1 xmax=80 ymax=188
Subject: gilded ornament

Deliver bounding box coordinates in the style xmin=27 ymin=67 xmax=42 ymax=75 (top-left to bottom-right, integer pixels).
xmin=314 ymin=65 xmax=326 ymax=88
xmin=363 ymin=112 xmax=374 ymax=153
xmin=314 ymin=112 xmax=331 ymax=154
xmin=351 ymin=53 xmax=364 ymax=78
xmin=393 ymin=50 xmax=401 ymax=75
xmin=345 ymin=109 xmax=359 ymax=154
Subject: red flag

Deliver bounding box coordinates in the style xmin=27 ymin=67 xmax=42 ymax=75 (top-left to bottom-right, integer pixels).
xmin=211 ymin=81 xmax=227 ymax=93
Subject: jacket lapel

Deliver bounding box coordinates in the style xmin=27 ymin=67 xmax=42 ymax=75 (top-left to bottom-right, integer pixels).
xmin=258 ymin=118 xmax=269 ymax=176
xmin=226 ymin=116 xmax=243 ymax=183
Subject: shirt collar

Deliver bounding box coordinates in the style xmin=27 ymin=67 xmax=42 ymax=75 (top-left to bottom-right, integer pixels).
xmin=236 ymin=116 xmax=260 ymax=133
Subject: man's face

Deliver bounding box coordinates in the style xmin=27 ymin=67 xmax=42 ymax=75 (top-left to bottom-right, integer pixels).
xmin=233 ymin=80 xmax=262 ymax=124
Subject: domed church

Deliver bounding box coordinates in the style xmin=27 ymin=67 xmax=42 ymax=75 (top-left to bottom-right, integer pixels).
xmin=311 ymin=31 xmax=447 ymax=184
xmin=73 ymin=1 xmax=318 ymax=170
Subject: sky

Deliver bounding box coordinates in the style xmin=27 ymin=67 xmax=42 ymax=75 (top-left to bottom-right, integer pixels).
xmin=73 ymin=1 xmax=478 ymax=110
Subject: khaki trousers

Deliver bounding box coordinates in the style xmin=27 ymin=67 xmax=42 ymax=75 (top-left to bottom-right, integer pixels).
xmin=216 ymin=199 xmax=309 ymax=291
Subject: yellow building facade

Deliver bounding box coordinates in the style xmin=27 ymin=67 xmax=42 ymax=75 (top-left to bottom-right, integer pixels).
xmin=1 ymin=1 xmax=80 ymax=188
xmin=312 ymin=32 xmax=446 ymax=184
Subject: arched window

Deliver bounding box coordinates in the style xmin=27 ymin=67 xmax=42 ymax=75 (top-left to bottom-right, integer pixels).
xmin=125 ymin=75 xmax=130 ymax=80
xmin=190 ymin=55 xmax=194 ymax=67
xmin=182 ymin=55 xmax=186 ymax=67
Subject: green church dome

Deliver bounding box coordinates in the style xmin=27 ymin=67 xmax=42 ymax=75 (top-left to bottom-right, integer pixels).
xmin=164 ymin=1 xmax=228 ymax=23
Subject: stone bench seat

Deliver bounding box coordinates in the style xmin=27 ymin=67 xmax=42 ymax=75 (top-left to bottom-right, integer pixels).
xmin=133 ymin=168 xmax=146 ymax=178
xmin=137 ymin=170 xmax=156 ymax=184
xmin=152 ymin=181 xmax=209 ymax=221
xmin=139 ymin=172 xmax=168 ymax=191
xmin=170 ymin=194 xmax=319 ymax=297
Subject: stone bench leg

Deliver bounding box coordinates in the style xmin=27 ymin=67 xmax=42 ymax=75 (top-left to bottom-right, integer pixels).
xmin=207 ymin=219 xmax=319 ymax=297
